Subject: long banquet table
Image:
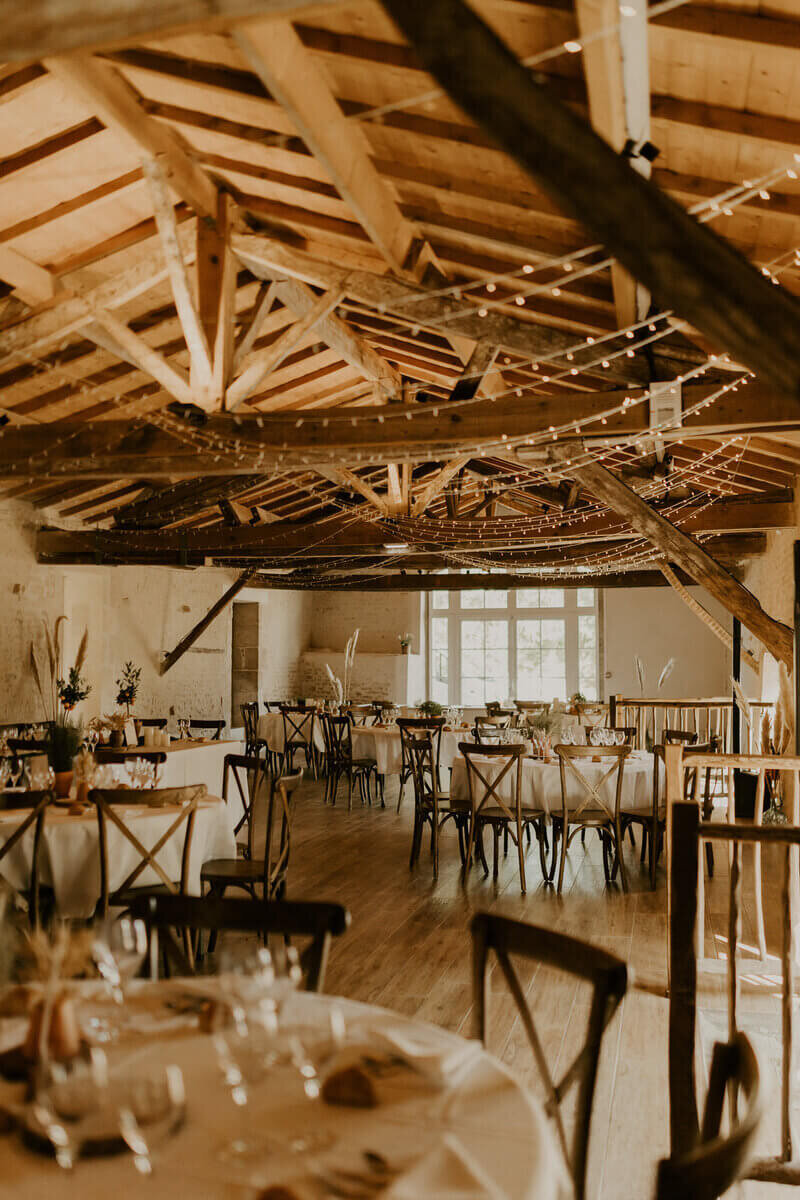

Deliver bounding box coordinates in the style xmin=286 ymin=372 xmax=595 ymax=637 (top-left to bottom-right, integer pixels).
xmin=0 ymin=983 xmax=571 ymax=1199
xmin=110 ymin=738 xmax=245 ymax=799
xmin=450 ymin=748 xmax=659 ymax=814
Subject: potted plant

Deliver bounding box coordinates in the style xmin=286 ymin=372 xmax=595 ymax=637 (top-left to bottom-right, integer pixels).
xmin=29 ymin=618 xmax=89 ymax=797
xmin=104 ymin=712 xmax=128 ymax=749
xmin=115 ymin=661 xmax=141 ymax=717
xmin=418 ymin=700 xmax=444 ymax=718
xmin=399 ymin=633 xmax=412 ymax=656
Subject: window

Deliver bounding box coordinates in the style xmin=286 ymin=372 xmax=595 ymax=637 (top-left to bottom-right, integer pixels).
xmin=427 ymin=586 xmax=601 ymax=705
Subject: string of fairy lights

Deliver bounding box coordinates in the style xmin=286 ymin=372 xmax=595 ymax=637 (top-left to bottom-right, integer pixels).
xmin=0 ymin=6 xmax=795 ymax=585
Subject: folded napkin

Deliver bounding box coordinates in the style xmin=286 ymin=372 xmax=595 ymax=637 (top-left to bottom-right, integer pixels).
xmin=369 ymin=1024 xmax=482 ymax=1088
xmin=383 ymin=1133 xmax=506 ymax=1199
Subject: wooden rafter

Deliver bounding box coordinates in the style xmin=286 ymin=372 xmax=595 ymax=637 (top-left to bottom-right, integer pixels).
xmin=411 ymin=455 xmax=471 ymax=516
xmin=234 ymin=19 xmax=416 ymax=274
xmin=550 ymin=442 xmax=793 ymax=668
xmin=381 ymin=0 xmax=800 ymax=403
xmin=160 ymin=567 xmax=255 ymax=675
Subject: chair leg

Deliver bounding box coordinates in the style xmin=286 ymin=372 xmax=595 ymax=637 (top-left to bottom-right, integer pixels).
xmin=409 ymin=814 xmax=423 ymax=869
xmin=557 ymin=820 xmax=568 ymax=894
xmin=492 ymin=826 xmax=499 ymax=881
xmin=462 ymin=816 xmax=477 ymax=882
xmin=536 ymin=821 xmax=549 ymax=880
xmin=503 ymin=826 xmax=509 ymax=857
xmin=516 ymin=821 xmax=527 ymax=895
xmin=614 ymin=813 xmax=629 ymax=893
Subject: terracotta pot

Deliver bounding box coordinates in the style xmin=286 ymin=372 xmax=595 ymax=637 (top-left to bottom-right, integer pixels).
xmin=110 ymin=729 xmax=124 ymax=748
xmin=54 ymin=770 xmax=73 ymax=799
xmin=400 ymin=643 xmax=409 ymax=655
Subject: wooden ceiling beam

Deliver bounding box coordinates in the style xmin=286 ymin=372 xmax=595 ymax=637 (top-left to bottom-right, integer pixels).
xmin=35 ymin=503 xmax=790 ymax=562
xmin=43 ymin=54 xmax=218 ymax=220
xmin=550 ymin=442 xmax=793 ymax=667
xmin=243 ymin=568 xmax=737 ymax=592
xmin=411 ymin=455 xmax=471 ymax=516
xmin=1 ymin=382 xmax=799 ymax=474
xmin=314 ymin=466 xmax=390 ymax=516
xmin=232 ymin=234 xmax=653 ymax=387
xmin=382 ymin=0 xmax=800 ymax=405
xmin=234 ymin=19 xmax=416 ymax=274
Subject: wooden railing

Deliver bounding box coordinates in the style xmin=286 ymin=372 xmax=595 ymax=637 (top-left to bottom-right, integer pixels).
xmin=610 ymin=695 xmax=773 ymax=752
xmin=666 ymin=744 xmax=800 ymax=1185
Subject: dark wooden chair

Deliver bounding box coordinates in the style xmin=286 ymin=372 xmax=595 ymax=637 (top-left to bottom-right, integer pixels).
xmin=202 ymin=764 xmax=303 ymax=907
xmin=280 ymin=705 xmax=316 ymax=775
xmin=129 ymin=893 xmax=350 ymax=990
xmin=460 ymin=742 xmax=546 ymax=893
xmin=138 ymin=718 xmax=168 ymax=731
xmin=550 ymin=744 xmax=631 ymax=893
xmin=407 ymin=732 xmax=467 ymax=879
xmin=657 ymin=1034 xmax=761 ymax=1200
xmin=180 ymin=719 xmax=225 ymax=740
xmin=241 ymin=700 xmax=273 ymax=769
xmin=610 ymin=725 xmax=637 ymax=745
xmin=320 ymin=714 xmax=377 ymax=810
xmin=369 ymin=701 xmax=393 ymax=725
xmin=471 ymin=912 xmax=628 ymax=1200
xmin=0 ymin=789 xmax=55 ymax=926
xmin=396 ymin=716 xmax=444 ymax=812
xmin=473 ymin=714 xmax=512 ymax=742
xmin=663 ymin=728 xmax=699 ymax=746
xmin=90 ymin=784 xmax=201 ymax=917
xmin=485 ymin=702 xmax=514 ymax=719
xmin=344 ymin=704 xmax=374 ymax=726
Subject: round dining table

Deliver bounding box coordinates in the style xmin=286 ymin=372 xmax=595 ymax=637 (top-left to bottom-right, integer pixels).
xmin=0 ymin=982 xmax=571 ymax=1199
xmin=0 ymin=794 xmax=236 ymax=920
xmin=350 ymin=725 xmax=473 ymax=781
xmin=258 ymin=712 xmax=326 ymax=756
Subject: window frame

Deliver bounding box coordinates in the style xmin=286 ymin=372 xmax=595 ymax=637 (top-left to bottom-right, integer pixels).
xmin=427 ymin=585 xmax=603 ymax=706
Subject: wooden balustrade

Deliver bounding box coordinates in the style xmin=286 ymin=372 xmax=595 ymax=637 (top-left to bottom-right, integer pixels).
xmin=610 ymin=695 xmax=773 ymax=752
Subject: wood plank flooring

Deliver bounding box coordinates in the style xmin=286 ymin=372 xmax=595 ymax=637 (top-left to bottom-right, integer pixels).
xmin=253 ymin=772 xmax=796 ymax=1199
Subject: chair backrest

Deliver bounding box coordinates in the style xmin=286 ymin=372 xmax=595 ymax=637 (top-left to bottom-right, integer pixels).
xmin=345 ymin=704 xmax=373 ymax=726
xmin=240 ymin=702 xmax=259 ymax=749
xmin=406 ymin=733 xmax=442 ymax=810
xmin=222 ymin=753 xmax=270 ymax=855
xmin=473 ymin=714 xmax=512 ymax=743
xmin=90 ymin=784 xmax=203 ymax=916
xmin=656 ymin=1035 xmax=761 ymax=1200
xmin=280 ymin=705 xmax=315 ymax=746
xmin=7 ymin=738 xmax=50 ymax=754
xmin=471 ymin=912 xmax=628 ymax=1200
xmin=459 ymin=742 xmax=525 ymax=819
xmin=663 ymin=728 xmax=699 ymax=746
xmin=138 ymin=718 xmax=168 ymax=730
xmin=398 ymin=717 xmax=444 ymax=781
xmin=0 ymin=789 xmax=54 ymax=925
xmin=129 ymin=893 xmax=350 ymax=991
xmin=321 ymin=713 xmax=352 ymax=763
xmin=611 ymin=725 xmax=637 ymax=745
xmin=265 ymin=700 xmax=284 ymax=711
xmin=369 ymin=701 xmax=392 ymax=725
xmin=264 ymin=770 xmax=303 ymax=899
xmin=485 ymin=702 xmax=514 ymax=718
xmin=185 ymin=719 xmax=225 ymax=740
xmin=554 ymin=744 xmax=630 ymax=820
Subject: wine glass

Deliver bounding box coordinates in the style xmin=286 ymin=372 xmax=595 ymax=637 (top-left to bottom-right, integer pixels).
xmin=117 ymin=1062 xmax=185 ymax=1176
xmin=86 ymin=918 xmax=148 ymax=1041
xmin=32 ymin=1048 xmax=110 ymax=1169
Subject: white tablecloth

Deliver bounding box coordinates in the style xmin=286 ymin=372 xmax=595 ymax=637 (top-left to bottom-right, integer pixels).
xmin=258 ymin=712 xmax=325 ymax=754
xmin=351 ymin=727 xmax=473 ymax=778
xmin=143 ymin=739 xmax=245 ymax=800
xmin=0 ymin=796 xmax=235 ymax=919
xmin=0 ymin=987 xmax=570 ymax=1200
xmin=451 ymin=749 xmax=659 ymax=814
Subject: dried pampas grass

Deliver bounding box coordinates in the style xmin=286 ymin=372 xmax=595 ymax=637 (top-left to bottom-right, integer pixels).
xmin=657 ymin=657 xmax=675 ymax=691
xmin=731 ymin=677 xmax=752 ymax=729
xmin=634 ymin=656 xmax=646 ymax=696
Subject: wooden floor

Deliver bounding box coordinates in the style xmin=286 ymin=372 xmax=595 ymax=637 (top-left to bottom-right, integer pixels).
xmin=255 ymin=772 xmax=795 ymax=1200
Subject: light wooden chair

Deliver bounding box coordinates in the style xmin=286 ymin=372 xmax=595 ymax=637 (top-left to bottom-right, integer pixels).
xmin=460 ymin=742 xmax=546 ymax=893
xmin=657 ymin=1034 xmax=761 ymax=1199
xmin=471 ymin=912 xmax=628 ymax=1200
xmin=550 ymin=745 xmax=630 ymax=893
xmin=91 ymin=784 xmax=202 ymax=917
xmin=666 ymin=748 xmax=800 ymax=1186
xmin=130 ymin=893 xmax=350 ymax=989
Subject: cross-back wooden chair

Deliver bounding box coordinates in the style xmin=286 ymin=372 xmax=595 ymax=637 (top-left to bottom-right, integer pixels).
xmin=460 ymin=742 xmax=546 ymax=893
xmin=407 ymin=732 xmax=467 ymax=879
xmin=471 ymin=912 xmax=628 ymax=1200
xmin=137 ymin=717 xmax=168 ymax=731
xmin=345 ymin=704 xmax=374 ymax=726
xmin=94 ymin=749 xmax=167 ymax=767
xmin=320 ymin=714 xmax=376 ymax=809
xmin=369 ymin=701 xmax=392 ymax=725
xmin=91 ymin=784 xmax=203 ymax=917
xmin=610 ymin=725 xmax=637 ymax=746
xmin=622 ymin=741 xmax=715 ymax=889
xmin=485 ymin=702 xmax=514 ymax=719
xmin=657 ymin=1034 xmax=761 ymax=1200
xmin=180 ymin=719 xmax=225 ymax=740
xmin=663 ymin=728 xmax=699 ymax=746
xmin=0 ymin=789 xmax=55 ymax=926
xmin=473 ymin=714 xmax=512 ymax=742
xmin=666 ymin=750 xmax=794 ymax=1185
xmin=396 ymin=716 xmax=444 ymax=812
xmin=202 ymin=770 xmax=303 ymax=951
xmin=129 ymin=893 xmax=350 ymax=990
xmin=280 ymin=705 xmax=316 ymax=775
xmin=551 ymin=745 xmax=630 ymax=893
xmin=221 ymin=753 xmax=269 ymax=857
